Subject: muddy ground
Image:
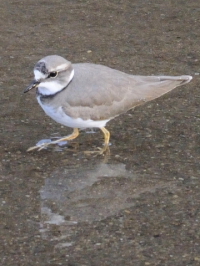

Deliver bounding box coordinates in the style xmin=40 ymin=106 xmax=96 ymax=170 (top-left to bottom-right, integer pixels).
xmin=1 ymin=0 xmax=200 ymax=265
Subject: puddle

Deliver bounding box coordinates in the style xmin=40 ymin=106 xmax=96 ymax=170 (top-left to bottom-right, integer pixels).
xmin=39 ymin=162 xmax=176 ymax=248
xmin=39 ymin=163 xmax=134 ymax=241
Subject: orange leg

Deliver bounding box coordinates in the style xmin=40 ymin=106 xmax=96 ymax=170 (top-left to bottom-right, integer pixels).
xmin=27 ymin=128 xmax=79 ymax=151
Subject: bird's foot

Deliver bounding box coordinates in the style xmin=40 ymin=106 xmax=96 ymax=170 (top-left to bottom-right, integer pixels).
xmin=27 ymin=128 xmax=79 ymax=152
xmin=84 ymin=145 xmax=110 ymax=156
xmin=27 ymin=142 xmax=52 ymax=152
xmin=27 ymin=138 xmax=66 ymax=152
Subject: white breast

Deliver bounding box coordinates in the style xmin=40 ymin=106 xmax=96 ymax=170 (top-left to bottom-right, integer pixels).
xmin=37 ymin=96 xmax=110 ymax=129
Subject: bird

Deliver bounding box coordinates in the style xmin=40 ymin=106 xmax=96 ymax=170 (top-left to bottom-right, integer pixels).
xmin=24 ymin=55 xmax=192 ymax=154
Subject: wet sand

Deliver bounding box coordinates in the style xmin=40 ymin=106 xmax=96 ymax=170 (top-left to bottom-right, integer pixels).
xmin=1 ymin=0 xmax=200 ymax=265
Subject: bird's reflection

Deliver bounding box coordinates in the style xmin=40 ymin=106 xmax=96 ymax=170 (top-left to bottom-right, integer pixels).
xmin=39 ymin=162 xmax=136 ymax=241
xmin=39 ymin=161 xmax=175 ymax=249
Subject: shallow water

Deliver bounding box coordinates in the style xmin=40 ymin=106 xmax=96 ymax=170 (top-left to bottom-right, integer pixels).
xmin=1 ymin=0 xmax=200 ymax=265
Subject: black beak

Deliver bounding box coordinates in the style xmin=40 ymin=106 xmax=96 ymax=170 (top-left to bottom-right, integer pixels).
xmin=24 ymin=80 xmax=40 ymax=93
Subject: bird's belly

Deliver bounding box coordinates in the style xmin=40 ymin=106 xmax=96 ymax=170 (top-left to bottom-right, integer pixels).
xmin=37 ymin=97 xmax=109 ymax=128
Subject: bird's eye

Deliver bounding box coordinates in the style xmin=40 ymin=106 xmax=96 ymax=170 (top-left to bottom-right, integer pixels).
xmin=48 ymin=71 xmax=58 ymax=78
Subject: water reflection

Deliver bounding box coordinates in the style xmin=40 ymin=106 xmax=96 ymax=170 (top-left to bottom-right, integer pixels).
xmin=39 ymin=161 xmax=175 ymax=249
xmin=39 ymin=162 xmax=136 ymax=242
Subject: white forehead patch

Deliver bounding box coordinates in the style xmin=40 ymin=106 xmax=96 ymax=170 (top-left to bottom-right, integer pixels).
xmin=34 ymin=70 xmax=46 ymax=80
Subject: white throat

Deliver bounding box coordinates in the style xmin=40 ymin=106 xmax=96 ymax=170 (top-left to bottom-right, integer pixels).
xmin=37 ymin=69 xmax=74 ymax=96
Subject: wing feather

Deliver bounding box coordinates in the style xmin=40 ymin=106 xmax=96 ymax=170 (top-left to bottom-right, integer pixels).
xmin=50 ymin=63 xmax=191 ymax=120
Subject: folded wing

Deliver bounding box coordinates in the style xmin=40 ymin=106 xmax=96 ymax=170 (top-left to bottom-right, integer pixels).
xmin=58 ymin=63 xmax=192 ymax=120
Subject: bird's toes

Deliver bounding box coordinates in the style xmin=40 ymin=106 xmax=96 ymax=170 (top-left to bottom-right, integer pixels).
xmin=27 ymin=145 xmax=40 ymax=152
xmin=27 ymin=142 xmax=50 ymax=152
xmin=84 ymin=146 xmax=109 ymax=156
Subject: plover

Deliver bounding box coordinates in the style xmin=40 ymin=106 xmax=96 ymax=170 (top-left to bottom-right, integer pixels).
xmin=24 ymin=55 xmax=192 ymax=153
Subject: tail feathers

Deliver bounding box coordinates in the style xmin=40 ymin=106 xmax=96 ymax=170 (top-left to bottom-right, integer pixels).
xmin=159 ymin=75 xmax=193 ymax=86
xmin=125 ymin=74 xmax=193 ymax=108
